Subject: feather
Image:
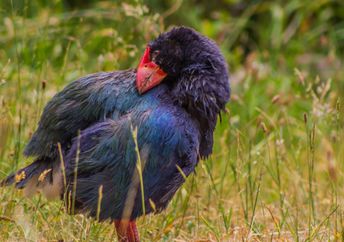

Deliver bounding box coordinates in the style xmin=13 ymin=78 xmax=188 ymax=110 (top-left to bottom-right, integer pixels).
xmin=2 ymin=26 xmax=230 ymax=224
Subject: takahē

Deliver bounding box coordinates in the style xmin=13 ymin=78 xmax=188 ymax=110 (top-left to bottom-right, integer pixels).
xmin=1 ymin=26 xmax=230 ymax=241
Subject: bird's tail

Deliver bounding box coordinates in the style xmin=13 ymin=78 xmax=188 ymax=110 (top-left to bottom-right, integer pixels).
xmin=0 ymin=173 xmax=15 ymax=187
xmin=1 ymin=158 xmax=62 ymax=200
xmin=1 ymin=158 xmax=48 ymax=187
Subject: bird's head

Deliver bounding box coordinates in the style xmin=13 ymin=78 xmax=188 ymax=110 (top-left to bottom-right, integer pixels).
xmin=136 ymin=26 xmax=230 ymax=111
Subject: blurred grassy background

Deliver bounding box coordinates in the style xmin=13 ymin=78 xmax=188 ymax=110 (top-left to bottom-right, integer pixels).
xmin=0 ymin=0 xmax=343 ymax=241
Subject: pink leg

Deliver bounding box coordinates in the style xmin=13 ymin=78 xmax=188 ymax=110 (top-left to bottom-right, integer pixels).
xmin=114 ymin=219 xmax=140 ymax=242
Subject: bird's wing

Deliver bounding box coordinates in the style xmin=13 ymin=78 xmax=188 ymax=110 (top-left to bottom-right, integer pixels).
xmin=64 ymin=106 xmax=200 ymax=221
xmin=24 ymin=70 xmax=138 ymax=159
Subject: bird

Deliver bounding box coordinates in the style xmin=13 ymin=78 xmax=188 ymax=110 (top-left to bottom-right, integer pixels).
xmin=1 ymin=26 xmax=230 ymax=242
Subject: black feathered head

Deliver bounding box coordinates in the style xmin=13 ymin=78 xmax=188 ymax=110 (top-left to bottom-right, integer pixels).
xmin=137 ymin=26 xmax=230 ymax=109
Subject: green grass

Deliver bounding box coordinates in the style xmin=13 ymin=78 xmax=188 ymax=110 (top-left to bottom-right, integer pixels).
xmin=0 ymin=0 xmax=344 ymax=241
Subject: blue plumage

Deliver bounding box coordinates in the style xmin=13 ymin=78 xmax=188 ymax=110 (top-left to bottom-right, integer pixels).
xmin=2 ymin=27 xmax=230 ymax=233
xmin=64 ymin=93 xmax=200 ymax=220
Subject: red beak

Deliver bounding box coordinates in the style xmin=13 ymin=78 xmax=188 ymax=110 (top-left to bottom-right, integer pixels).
xmin=136 ymin=47 xmax=167 ymax=94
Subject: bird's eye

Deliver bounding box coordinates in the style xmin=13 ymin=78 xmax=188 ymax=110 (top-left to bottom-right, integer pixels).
xmin=151 ymin=50 xmax=160 ymax=62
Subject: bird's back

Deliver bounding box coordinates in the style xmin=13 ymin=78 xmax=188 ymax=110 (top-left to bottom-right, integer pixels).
xmin=24 ymin=70 xmax=139 ymax=159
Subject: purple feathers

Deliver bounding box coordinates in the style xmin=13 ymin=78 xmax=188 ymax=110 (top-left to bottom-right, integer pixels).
xmin=2 ymin=27 xmax=230 ymax=221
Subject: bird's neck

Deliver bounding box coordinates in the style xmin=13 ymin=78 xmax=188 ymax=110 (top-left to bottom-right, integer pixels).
xmin=170 ymin=81 xmax=220 ymax=159
xmin=184 ymin=104 xmax=218 ymax=159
